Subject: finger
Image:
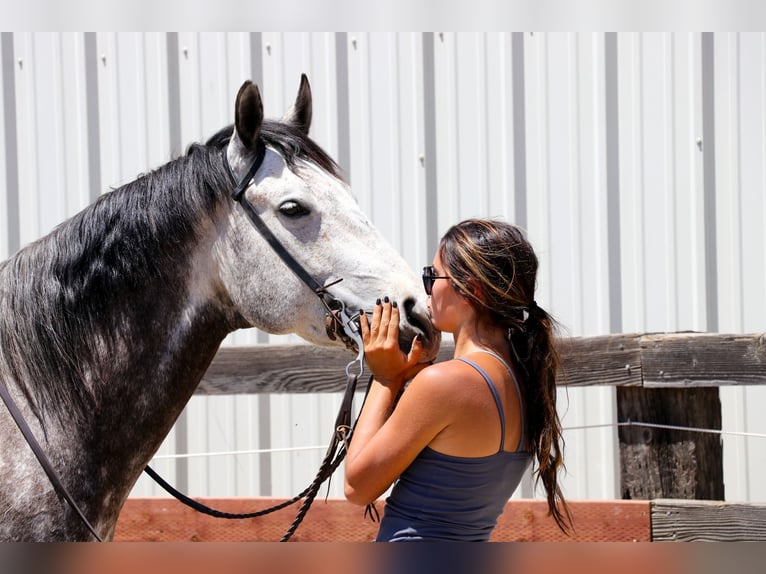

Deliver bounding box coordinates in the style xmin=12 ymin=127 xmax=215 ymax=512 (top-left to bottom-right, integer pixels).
xmin=369 ymin=298 xmax=383 ymax=336
xmin=405 ymin=334 xmax=424 ymax=367
xmin=359 ymin=308 xmax=370 ymax=343
xmin=378 ymin=297 xmax=392 ymax=342
xmin=388 ymin=300 xmax=402 ymax=341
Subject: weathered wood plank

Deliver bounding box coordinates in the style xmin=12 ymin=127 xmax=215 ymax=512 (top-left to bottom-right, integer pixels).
xmin=197 ymin=342 xmax=457 ymax=395
xmin=195 ymin=332 xmax=766 ymax=395
xmin=618 ymin=387 xmax=723 ymax=500
xmin=114 ymin=498 xmax=650 ymax=542
xmin=651 ymin=499 xmax=766 ymax=541
xmin=641 ymin=332 xmax=766 ymax=387
xmin=197 ymin=345 xmax=354 ymax=395
xmin=557 ymin=334 xmax=643 ymax=387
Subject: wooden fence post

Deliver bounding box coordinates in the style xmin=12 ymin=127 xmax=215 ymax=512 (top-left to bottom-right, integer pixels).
xmin=617 ymin=387 xmax=724 ymax=500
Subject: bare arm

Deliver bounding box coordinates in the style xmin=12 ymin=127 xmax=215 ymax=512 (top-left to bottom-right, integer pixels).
xmin=343 ymin=298 xmax=443 ymax=505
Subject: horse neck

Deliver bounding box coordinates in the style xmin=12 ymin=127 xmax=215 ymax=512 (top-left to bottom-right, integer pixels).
xmin=82 ymin=228 xmax=239 ymax=486
xmin=0 ymin=191 xmax=243 ymax=519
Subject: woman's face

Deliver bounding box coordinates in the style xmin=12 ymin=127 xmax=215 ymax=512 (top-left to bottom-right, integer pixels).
xmin=427 ymin=252 xmax=465 ymax=334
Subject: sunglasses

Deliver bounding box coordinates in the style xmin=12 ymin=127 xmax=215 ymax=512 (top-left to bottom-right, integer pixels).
xmin=422 ymin=266 xmax=451 ymax=295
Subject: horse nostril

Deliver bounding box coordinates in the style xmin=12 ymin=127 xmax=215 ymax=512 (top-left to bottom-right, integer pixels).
xmin=402 ymin=297 xmax=429 ymax=340
xmin=400 ymin=296 xmax=440 ymax=362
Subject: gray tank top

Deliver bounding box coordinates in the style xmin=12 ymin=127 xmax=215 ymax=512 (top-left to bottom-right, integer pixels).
xmin=375 ymin=351 xmax=533 ymax=542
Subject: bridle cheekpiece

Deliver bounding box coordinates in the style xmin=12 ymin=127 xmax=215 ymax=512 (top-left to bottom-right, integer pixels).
xmin=224 ymin=143 xmax=365 ymax=374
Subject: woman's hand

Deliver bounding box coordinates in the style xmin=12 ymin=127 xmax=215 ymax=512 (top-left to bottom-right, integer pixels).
xmin=345 ymin=297 xmax=439 ymax=505
xmin=360 ymin=297 xmax=426 ymax=388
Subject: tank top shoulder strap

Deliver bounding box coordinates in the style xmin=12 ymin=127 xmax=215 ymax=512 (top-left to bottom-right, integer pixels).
xmin=456 ymin=352 xmax=527 ymax=453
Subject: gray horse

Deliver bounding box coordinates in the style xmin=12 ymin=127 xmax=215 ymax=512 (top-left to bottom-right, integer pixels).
xmin=0 ymin=76 xmax=439 ymax=541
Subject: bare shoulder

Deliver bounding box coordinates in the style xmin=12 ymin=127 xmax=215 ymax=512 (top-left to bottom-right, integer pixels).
xmin=405 ymin=359 xmax=482 ymax=398
xmin=392 ymin=359 xmax=480 ymax=432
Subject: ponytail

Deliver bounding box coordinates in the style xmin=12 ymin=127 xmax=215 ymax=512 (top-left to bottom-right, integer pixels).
xmin=511 ymin=304 xmax=573 ymax=535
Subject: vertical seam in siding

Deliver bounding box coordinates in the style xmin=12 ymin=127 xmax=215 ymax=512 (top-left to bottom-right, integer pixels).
xmin=84 ymin=32 xmax=102 ymax=203
xmin=422 ymin=32 xmax=438 ymax=259
xmin=166 ymin=33 xmax=182 ymax=158
xmin=701 ymin=32 xmax=719 ymax=332
xmin=511 ymin=32 xmax=527 ymax=229
xmin=2 ymin=33 xmax=19 ymax=255
xmin=334 ymin=32 xmax=350 ymax=178
xmin=249 ymin=32 xmax=263 ymax=88
xmin=605 ymin=32 xmax=623 ymax=334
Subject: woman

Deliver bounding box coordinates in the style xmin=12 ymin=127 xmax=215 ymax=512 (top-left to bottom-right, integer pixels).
xmin=344 ymin=219 xmax=572 ymax=541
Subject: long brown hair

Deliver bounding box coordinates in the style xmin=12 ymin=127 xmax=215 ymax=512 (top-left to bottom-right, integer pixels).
xmin=438 ymin=218 xmax=573 ymax=534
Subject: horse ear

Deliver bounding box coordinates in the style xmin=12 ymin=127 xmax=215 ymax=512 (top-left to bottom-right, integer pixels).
xmin=234 ymin=80 xmax=264 ymax=151
xmin=282 ymin=74 xmax=312 ymax=135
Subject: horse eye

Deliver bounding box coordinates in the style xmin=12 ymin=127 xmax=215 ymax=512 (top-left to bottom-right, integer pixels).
xmin=279 ymin=200 xmax=310 ymax=218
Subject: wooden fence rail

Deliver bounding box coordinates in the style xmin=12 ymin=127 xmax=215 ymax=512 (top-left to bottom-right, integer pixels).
xmin=197 ymin=332 xmax=766 ymax=395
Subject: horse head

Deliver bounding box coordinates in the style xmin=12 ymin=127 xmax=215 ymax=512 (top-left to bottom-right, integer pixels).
xmin=218 ymin=76 xmax=440 ymax=361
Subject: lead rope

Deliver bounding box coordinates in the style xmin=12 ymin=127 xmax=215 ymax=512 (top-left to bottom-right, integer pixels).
xmin=278 ymin=369 xmax=363 ymax=541
xmin=145 ymin=370 xmax=372 ymax=541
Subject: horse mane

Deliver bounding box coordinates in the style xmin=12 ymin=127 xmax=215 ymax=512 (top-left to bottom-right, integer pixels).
xmin=0 ymin=119 xmax=339 ymax=425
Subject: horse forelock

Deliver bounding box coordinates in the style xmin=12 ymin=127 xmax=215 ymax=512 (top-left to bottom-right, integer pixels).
xmin=0 ymin=143 xmax=232 ymax=425
xmin=208 ymin=119 xmax=344 ymax=182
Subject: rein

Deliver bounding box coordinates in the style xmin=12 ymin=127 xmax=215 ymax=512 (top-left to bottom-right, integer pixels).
xmin=141 ymin=142 xmax=368 ymax=541
xmin=0 ymin=381 xmax=103 ymax=541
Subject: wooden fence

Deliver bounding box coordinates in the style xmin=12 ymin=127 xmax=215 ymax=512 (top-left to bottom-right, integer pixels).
xmin=116 ymin=332 xmax=766 ymax=542
xmin=195 ymin=332 xmax=766 ymax=394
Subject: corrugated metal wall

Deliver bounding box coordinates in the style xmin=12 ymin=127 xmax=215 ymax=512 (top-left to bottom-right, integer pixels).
xmin=1 ymin=32 xmax=764 ymax=504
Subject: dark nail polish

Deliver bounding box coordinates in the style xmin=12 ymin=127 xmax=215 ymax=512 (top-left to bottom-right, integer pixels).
xmin=392 ymin=301 xmax=398 ymax=308
xmin=376 ymin=298 xmax=381 ymax=305
xmin=384 ymin=296 xmax=390 ymax=303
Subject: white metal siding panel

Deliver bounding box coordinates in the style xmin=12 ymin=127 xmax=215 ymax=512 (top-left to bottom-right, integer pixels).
xmin=432 ymin=33 xmax=461 ymax=234
xmin=432 ymin=33 xmax=516 ymax=231
xmin=571 ymin=33 xmax=610 ymax=338
xmin=672 ymin=34 xmax=708 ymax=331
xmin=348 ymin=33 xmax=417 ymax=254
xmin=714 ymin=32 xmax=747 ymax=502
xmin=14 ymin=34 xmax=74 ymax=243
xmin=59 ymin=34 xmax=91 ymax=217
xmin=265 ymin=32 xmax=339 ymax=156
xmin=716 ymin=32 xmax=766 ymax=503
xmin=524 ymin=33 xmax=618 ymax=500
xmin=391 ymin=33 xmax=427 ymax=267
xmin=617 ymin=33 xmax=707 ymax=334
xmin=98 ymin=34 xmax=150 ymax=188
xmin=484 ymin=33 xmax=516 ymax=220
